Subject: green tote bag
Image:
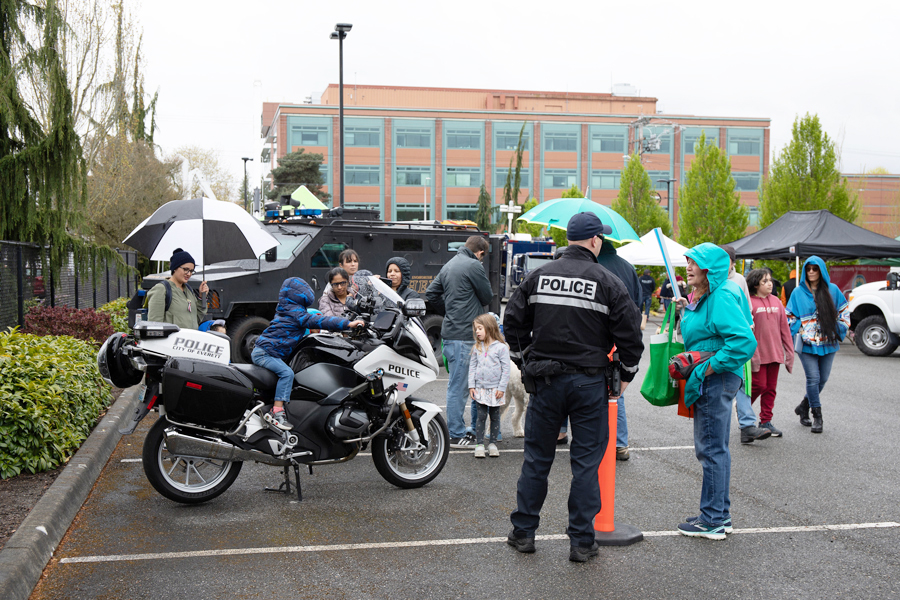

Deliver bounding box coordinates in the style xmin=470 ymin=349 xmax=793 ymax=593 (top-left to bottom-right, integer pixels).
xmin=640 ymin=303 xmax=685 ymax=407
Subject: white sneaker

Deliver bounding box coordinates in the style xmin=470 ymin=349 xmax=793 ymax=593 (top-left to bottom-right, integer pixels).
xmin=488 ymin=443 xmax=499 ymax=457
xmin=474 ymin=445 xmax=486 ymax=458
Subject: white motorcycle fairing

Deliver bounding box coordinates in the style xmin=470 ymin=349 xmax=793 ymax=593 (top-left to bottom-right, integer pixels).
xmin=354 ymin=345 xmax=435 ymax=402
xmin=409 ymin=400 xmax=441 ymax=442
xmin=136 ymin=323 xmax=230 ymax=365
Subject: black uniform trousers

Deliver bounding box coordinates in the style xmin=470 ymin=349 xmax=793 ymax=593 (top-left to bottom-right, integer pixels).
xmin=510 ymin=372 xmax=609 ymax=548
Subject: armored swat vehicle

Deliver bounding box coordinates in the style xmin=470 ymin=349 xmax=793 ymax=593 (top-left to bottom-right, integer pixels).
xmin=131 ymin=208 xmax=502 ymax=363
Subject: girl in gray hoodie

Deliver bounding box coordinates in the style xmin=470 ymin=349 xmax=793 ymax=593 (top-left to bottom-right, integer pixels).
xmin=468 ymin=314 xmax=510 ymax=458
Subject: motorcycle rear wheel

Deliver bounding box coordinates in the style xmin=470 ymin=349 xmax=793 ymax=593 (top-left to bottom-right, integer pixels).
xmin=372 ymin=413 xmax=449 ymax=488
xmin=142 ymin=417 xmax=243 ymax=504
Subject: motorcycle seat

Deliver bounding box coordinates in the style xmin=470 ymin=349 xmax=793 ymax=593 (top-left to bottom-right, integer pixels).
xmin=232 ymin=363 xmax=278 ymax=390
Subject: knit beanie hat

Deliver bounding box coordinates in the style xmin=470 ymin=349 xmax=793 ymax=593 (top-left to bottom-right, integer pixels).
xmin=170 ymin=248 xmax=196 ymax=272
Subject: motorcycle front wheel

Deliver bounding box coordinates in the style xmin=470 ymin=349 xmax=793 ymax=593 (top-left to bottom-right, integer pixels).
xmin=142 ymin=417 xmax=243 ymax=504
xmin=372 ymin=413 xmax=449 ymax=488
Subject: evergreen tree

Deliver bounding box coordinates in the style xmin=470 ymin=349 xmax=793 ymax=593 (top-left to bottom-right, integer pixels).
xmin=475 ymin=183 xmax=494 ymax=230
xmin=502 ymin=122 xmax=527 ymax=233
xmin=267 ymin=149 xmax=330 ymax=202
xmin=612 ymin=154 xmax=672 ymax=237
xmin=0 ymin=0 xmax=118 ymax=276
xmin=677 ymin=133 xmax=749 ymax=247
xmin=759 ymin=113 xmax=859 ymax=227
xmin=519 ymin=198 xmax=544 ymax=237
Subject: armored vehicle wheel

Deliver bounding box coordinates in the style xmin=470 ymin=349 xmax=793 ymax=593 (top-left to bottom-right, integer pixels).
xmin=421 ymin=314 xmax=443 ymax=357
xmin=229 ymin=316 xmax=271 ymax=363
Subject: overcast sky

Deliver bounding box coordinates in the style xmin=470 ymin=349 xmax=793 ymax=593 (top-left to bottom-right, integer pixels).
xmin=137 ymin=0 xmax=900 ymax=188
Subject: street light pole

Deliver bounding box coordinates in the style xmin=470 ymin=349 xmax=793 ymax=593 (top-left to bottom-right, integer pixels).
xmin=241 ymin=157 xmax=253 ymax=212
xmin=657 ymin=178 xmax=677 ymax=225
xmin=423 ymin=175 xmax=430 ymax=220
xmin=331 ymin=23 xmax=352 ymax=209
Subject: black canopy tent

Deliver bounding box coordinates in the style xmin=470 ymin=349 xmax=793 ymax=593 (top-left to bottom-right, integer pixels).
xmin=728 ymin=210 xmax=900 ymax=260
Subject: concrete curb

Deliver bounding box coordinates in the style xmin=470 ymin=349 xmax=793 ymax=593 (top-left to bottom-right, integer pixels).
xmin=0 ymin=385 xmax=140 ymax=600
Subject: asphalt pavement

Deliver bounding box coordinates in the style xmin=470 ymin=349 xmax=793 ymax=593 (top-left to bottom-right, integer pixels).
xmin=7 ymin=317 xmax=900 ymax=600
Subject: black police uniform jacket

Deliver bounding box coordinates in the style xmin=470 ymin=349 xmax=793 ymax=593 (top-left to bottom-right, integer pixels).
xmin=503 ymin=244 xmax=644 ymax=383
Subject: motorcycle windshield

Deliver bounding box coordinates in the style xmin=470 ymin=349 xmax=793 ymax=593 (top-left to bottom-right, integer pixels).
xmin=365 ymin=275 xmax=403 ymax=305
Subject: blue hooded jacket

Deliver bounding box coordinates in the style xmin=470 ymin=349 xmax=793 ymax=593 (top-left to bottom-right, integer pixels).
xmin=680 ymin=243 xmax=757 ymax=406
xmin=785 ymin=256 xmax=849 ymax=356
xmin=255 ymin=278 xmax=350 ymax=360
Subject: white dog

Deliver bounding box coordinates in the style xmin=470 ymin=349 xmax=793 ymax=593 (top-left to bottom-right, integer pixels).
xmin=501 ymin=361 xmax=528 ymax=437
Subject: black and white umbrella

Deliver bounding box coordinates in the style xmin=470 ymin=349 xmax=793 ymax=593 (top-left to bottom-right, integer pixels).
xmin=123 ymin=197 xmax=279 ymax=267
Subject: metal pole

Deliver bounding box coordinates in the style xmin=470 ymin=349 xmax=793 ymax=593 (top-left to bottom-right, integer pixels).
xmin=338 ymin=34 xmax=345 ymax=209
xmin=16 ymin=246 xmax=24 ymax=327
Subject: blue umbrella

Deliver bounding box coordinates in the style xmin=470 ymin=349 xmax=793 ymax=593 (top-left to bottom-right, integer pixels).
xmin=517 ymin=197 xmax=640 ymax=243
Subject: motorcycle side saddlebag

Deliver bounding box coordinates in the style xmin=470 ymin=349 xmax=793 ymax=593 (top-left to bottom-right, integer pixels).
xmin=162 ymin=357 xmax=253 ymax=429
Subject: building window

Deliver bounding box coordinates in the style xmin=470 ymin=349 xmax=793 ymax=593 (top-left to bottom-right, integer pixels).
xmin=395 ymin=205 xmax=428 ymax=221
xmin=345 ymin=165 xmax=380 ymax=185
xmin=344 ymin=127 xmax=380 ymax=147
xmin=494 ymin=168 xmax=530 ymax=188
xmin=748 ymin=206 xmax=760 ymax=227
xmin=733 ymin=172 xmax=760 ymax=191
xmin=496 ymin=132 xmax=530 ymax=150
xmin=446 ymin=129 xmax=481 ymax=150
xmin=396 ymin=128 xmax=431 ymax=148
xmin=545 ymin=132 xmax=577 ymax=152
xmin=545 ymin=169 xmax=577 ymax=188
xmin=591 ymin=170 xmax=621 ymax=190
xmin=396 ymin=166 xmax=431 ymax=186
xmin=728 ymin=136 xmax=761 ymax=156
xmin=319 ymin=164 xmax=328 ymax=179
xmin=294 ymin=125 xmax=328 ymax=146
xmin=446 ymin=205 xmax=477 ymax=221
xmin=591 ymin=133 xmax=626 ymax=153
xmin=446 ymin=167 xmax=481 ymax=187
xmin=683 ymin=133 xmax=718 ymax=154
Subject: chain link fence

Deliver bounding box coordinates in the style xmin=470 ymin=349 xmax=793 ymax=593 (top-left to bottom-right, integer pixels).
xmin=0 ymin=241 xmax=138 ymax=330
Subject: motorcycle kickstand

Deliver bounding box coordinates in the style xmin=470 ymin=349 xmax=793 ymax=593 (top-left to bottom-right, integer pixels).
xmin=264 ymin=463 xmax=303 ymax=502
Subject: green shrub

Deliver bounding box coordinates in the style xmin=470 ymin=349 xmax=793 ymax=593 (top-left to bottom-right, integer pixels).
xmin=0 ymin=330 xmax=112 ymax=478
xmin=99 ymin=297 xmax=129 ymax=333
xmin=22 ymin=304 xmax=113 ymax=346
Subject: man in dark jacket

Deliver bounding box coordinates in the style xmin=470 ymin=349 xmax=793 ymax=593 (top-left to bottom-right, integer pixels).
xmin=638 ymin=269 xmax=656 ymax=330
xmin=426 ymin=236 xmax=494 ymax=447
xmin=596 ymin=240 xmax=642 ymax=461
xmin=504 ymin=212 xmax=643 ymax=562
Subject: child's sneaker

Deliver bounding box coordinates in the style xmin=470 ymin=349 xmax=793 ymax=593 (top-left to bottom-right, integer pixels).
xmin=474 ymin=445 xmax=486 ymax=458
xmin=488 ymin=443 xmax=500 ymax=457
xmin=264 ymin=409 xmax=293 ymax=431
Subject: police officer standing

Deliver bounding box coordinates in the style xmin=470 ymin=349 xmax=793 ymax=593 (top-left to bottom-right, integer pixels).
xmin=503 ymin=212 xmax=644 ymax=563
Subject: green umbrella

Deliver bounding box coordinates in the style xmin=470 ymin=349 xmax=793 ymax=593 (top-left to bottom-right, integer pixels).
xmin=517 ymin=197 xmax=640 ymax=243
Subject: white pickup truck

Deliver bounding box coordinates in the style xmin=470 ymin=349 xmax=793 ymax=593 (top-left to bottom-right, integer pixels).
xmin=847 ymin=267 xmax=900 ymax=356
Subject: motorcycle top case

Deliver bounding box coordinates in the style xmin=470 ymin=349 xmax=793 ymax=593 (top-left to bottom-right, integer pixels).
xmin=162 ymin=357 xmax=253 ymax=430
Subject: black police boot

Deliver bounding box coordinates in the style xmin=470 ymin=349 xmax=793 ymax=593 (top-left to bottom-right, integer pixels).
xmin=811 ymin=407 xmax=823 ymax=433
xmin=794 ymin=397 xmax=811 ymax=427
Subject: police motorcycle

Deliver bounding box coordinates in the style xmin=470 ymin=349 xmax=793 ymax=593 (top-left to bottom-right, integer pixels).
xmin=97 ymin=276 xmax=449 ymax=504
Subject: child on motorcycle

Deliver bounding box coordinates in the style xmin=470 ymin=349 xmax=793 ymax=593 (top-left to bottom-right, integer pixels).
xmin=468 ymin=313 xmax=510 ymax=458
xmin=252 ymin=277 xmax=364 ymax=430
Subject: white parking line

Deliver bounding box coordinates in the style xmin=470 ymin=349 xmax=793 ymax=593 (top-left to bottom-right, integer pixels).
xmin=119 ymin=446 xmax=695 ymax=463
xmin=59 ymin=522 xmax=900 ymax=564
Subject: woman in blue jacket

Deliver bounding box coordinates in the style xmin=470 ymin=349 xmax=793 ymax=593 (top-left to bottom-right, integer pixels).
xmin=676 ymin=243 xmax=757 ymax=541
xmin=786 ymin=257 xmax=849 ymax=434
xmin=252 ymin=278 xmax=363 ymax=431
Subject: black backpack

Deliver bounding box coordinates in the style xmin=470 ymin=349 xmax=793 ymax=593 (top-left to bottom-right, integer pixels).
xmin=128 ymin=280 xmax=199 ymax=313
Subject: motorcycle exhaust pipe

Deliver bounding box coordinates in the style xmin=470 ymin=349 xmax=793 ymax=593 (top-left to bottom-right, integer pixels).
xmin=165 ymin=431 xmax=291 ymax=467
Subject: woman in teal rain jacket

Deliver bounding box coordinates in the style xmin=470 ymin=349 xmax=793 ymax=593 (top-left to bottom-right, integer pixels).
xmin=676 ymin=243 xmax=757 ymax=541
xmin=785 ymin=256 xmax=849 ymax=433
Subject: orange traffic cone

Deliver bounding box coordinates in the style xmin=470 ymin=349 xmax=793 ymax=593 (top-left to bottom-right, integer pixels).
xmin=594 ymin=396 xmax=643 ymax=546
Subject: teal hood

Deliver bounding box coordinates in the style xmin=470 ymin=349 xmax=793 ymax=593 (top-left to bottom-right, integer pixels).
xmin=684 ymin=243 xmax=732 ymax=295
xmin=680 ymin=243 xmax=756 ymax=406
